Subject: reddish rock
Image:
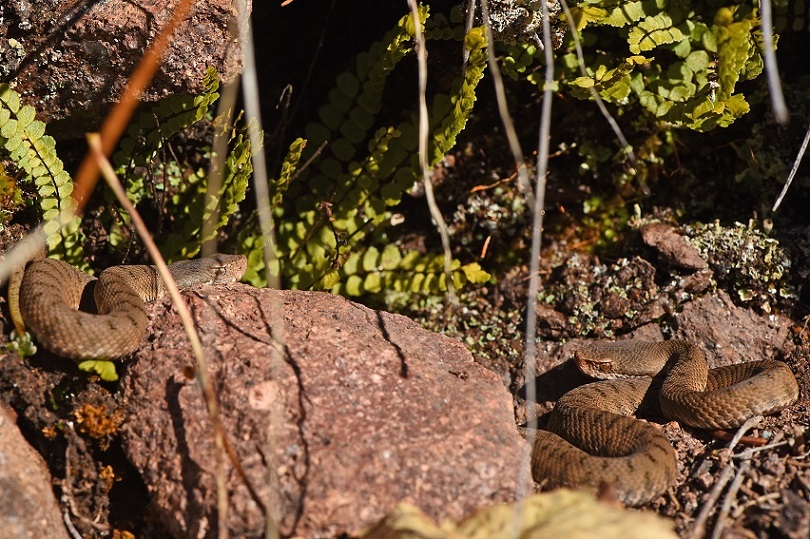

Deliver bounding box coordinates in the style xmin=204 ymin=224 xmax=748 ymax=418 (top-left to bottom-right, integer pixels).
xmin=640 ymin=222 xmax=707 ymax=271
xmin=1 ymin=0 xmax=247 ymax=138
xmin=672 ymin=289 xmax=791 ymax=367
xmin=0 ymin=404 xmax=69 ymax=539
xmin=119 ymin=287 xmax=528 ymax=537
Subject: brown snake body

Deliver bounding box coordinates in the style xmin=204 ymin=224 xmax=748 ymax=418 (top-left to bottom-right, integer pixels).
xmin=16 ymin=254 xmax=247 ymax=360
xmin=532 ymin=340 xmax=799 ymax=506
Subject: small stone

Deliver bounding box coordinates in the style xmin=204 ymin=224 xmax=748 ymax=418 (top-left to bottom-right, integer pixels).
xmin=0 ymin=404 xmax=69 ymax=539
xmin=640 ymin=223 xmax=708 ymax=271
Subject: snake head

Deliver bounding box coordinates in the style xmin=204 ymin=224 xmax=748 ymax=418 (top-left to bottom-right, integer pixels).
xmin=207 ymin=254 xmax=248 ymax=284
xmin=574 ymin=340 xmax=660 ymax=379
xmin=574 ymin=348 xmax=617 ymax=378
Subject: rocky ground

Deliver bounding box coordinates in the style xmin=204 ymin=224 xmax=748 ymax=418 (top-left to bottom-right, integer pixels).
xmin=1 ymin=220 xmax=807 ymax=538
xmin=1 ymin=1 xmax=809 ymax=538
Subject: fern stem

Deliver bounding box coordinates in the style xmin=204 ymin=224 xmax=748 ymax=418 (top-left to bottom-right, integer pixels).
xmin=407 ymin=0 xmax=458 ymax=306
xmin=478 ymin=0 xmax=534 ymax=205
xmin=558 ymin=0 xmax=643 ymax=193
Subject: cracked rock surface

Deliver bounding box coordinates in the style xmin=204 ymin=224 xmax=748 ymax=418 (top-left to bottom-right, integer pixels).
xmin=119 ymin=287 xmax=528 ymax=537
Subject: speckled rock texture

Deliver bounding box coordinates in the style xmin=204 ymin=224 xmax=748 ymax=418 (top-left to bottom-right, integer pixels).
xmin=640 ymin=222 xmax=708 ymax=271
xmin=0 ymin=404 xmax=69 ymax=539
xmin=119 ymin=286 xmax=528 ymax=538
xmin=0 ymin=0 xmax=247 ymax=139
xmin=671 ymin=289 xmax=792 ymax=367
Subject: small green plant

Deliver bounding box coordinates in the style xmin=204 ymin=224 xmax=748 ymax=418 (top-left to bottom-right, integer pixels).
xmin=0 ymin=83 xmax=84 ymax=263
xmin=241 ymin=5 xmax=491 ymax=294
xmin=110 ymin=67 xmax=253 ymax=260
xmin=501 ymin=0 xmax=772 ymax=131
xmin=0 ymin=68 xmax=253 ymax=381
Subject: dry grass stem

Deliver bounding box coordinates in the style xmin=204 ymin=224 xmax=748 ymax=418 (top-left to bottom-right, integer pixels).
xmin=202 ymin=78 xmax=239 ymax=257
xmin=759 ymin=0 xmax=789 ymax=125
xmin=478 ymin=0 xmax=535 ymax=204
xmin=407 ymin=0 xmax=458 ymax=307
xmin=520 ymin=0 xmax=555 ymax=508
xmin=771 ymin=122 xmax=810 ymax=212
xmin=710 ymin=453 xmax=753 ymax=539
xmin=87 ymin=133 xmax=232 ymax=539
xmin=687 ymin=415 xmax=763 ymax=539
xmin=235 ymin=3 xmax=284 ymax=537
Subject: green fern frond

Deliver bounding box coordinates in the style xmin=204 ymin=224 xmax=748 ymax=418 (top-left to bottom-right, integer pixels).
xmin=0 ymin=84 xmax=84 ymax=263
xmin=113 ymin=67 xmax=220 ymax=174
xmin=507 ymin=1 xmax=769 ymax=131
xmin=331 ymin=246 xmax=490 ymax=297
xmin=159 ymin=114 xmax=257 ymax=260
xmin=239 ymin=136 xmax=305 ymax=286
xmin=108 ymin=67 xmax=221 ymax=248
xmin=272 ymin=137 xmax=306 ymax=208
xmin=106 ymin=67 xmax=256 ymax=258
xmin=267 ymin=7 xmax=487 ymax=295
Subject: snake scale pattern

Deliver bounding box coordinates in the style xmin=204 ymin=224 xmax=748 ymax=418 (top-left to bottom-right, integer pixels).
xmin=532 ymin=340 xmax=799 ymax=506
xmin=17 ymin=254 xmax=247 ymax=360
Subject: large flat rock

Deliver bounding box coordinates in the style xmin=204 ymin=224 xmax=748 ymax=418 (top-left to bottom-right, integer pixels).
xmin=119 ymin=286 xmax=528 ymax=537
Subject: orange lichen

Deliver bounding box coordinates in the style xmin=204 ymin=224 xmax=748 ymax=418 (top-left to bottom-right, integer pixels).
xmin=74 ymin=404 xmax=123 ymax=448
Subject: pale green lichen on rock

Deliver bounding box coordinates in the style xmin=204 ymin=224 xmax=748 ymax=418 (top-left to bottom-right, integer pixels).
xmin=540 ymin=253 xmax=661 ymax=337
xmin=683 ymin=219 xmax=797 ymax=311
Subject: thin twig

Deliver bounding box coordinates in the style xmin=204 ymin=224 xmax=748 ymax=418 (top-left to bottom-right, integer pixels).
xmin=63 ymin=511 xmax=82 ymax=539
xmin=687 ymin=416 xmax=763 ymax=539
xmin=710 ymin=450 xmax=753 ymax=539
xmin=202 ymin=77 xmax=239 ymax=257
xmin=406 ymin=0 xmax=458 ymax=307
xmin=771 ymin=122 xmax=810 ymax=212
xmin=234 ymin=3 xmax=284 ymax=538
xmin=688 ymin=464 xmax=736 ymax=539
xmin=759 ymin=0 xmax=789 ymax=125
xmin=521 ymin=0 xmax=555 ymax=502
xmin=0 ymin=226 xmax=47 ymax=286
xmin=62 ymin=437 xmax=110 ymax=534
xmin=289 ymin=140 xmax=328 ymax=185
xmin=88 ymin=134 xmax=231 ymax=539
xmin=732 ymin=491 xmax=780 ymax=518
xmin=727 ymin=416 xmax=764 ymax=449
xmin=237 ymin=2 xmax=275 ymax=291
xmin=731 ymin=439 xmax=788 ymax=457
